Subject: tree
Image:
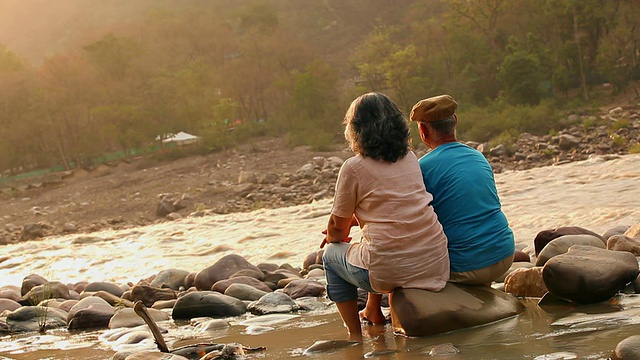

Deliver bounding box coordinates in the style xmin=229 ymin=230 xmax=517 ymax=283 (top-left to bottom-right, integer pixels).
xmin=498 ymin=38 xmax=546 ymax=105
xmin=39 ymin=54 xmax=99 ymax=169
xmin=0 ymin=44 xmax=24 ymax=73
xmin=280 ymin=59 xmax=340 ymax=130
xmin=595 ymin=0 xmax=640 ymax=93
xmin=83 ymin=34 xmax=142 ymax=79
xmin=352 ymin=26 xmax=401 ymax=92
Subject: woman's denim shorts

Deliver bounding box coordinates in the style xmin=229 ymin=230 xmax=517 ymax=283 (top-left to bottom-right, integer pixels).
xmin=322 ymin=242 xmax=378 ymax=303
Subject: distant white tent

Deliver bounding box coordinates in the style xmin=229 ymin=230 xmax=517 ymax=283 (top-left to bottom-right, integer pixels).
xmin=161 ymin=132 xmax=200 ymax=146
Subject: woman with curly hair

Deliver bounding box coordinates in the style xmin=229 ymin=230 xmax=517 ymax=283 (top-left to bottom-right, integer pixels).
xmin=322 ymin=92 xmax=449 ymax=340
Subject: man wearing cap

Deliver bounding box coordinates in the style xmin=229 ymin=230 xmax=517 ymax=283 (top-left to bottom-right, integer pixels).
xmin=410 ymin=95 xmax=515 ymax=285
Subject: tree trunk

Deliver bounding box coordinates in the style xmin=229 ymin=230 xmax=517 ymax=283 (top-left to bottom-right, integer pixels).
xmin=573 ymin=8 xmax=590 ymax=102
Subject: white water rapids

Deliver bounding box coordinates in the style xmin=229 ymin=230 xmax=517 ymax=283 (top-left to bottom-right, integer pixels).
xmin=2 ymin=153 xmax=638 ymax=288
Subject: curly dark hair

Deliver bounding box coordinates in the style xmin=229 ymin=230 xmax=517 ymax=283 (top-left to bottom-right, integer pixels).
xmin=343 ymin=92 xmax=410 ymax=162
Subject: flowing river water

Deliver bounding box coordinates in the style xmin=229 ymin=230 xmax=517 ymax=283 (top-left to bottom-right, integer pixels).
xmin=1 ymin=154 xmax=640 ymax=359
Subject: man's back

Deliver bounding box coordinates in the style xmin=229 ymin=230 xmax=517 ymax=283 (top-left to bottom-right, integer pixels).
xmin=419 ymin=142 xmax=515 ymax=273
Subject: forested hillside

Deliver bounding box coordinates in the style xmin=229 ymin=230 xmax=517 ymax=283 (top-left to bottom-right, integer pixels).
xmin=0 ymin=0 xmax=638 ymax=175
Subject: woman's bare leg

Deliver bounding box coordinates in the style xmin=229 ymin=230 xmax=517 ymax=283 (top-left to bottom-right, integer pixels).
xmin=359 ymin=293 xmax=386 ymax=324
xmin=335 ymin=299 xmax=363 ymax=340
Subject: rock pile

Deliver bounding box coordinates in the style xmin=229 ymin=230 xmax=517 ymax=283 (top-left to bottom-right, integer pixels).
xmin=474 ymin=104 xmax=640 ymax=173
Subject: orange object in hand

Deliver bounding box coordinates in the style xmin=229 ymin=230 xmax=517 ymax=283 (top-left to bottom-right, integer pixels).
xmin=320 ymin=229 xmax=352 ymax=249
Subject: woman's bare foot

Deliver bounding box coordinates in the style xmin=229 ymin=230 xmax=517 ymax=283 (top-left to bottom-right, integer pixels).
xmin=359 ymin=308 xmax=386 ymax=325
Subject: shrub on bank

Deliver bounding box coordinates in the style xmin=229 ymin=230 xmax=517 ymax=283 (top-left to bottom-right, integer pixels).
xmin=458 ymin=100 xmax=560 ymax=144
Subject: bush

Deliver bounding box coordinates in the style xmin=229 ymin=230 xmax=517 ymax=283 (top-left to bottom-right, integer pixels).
xmin=629 ymin=144 xmax=640 ymax=154
xmin=582 ymin=117 xmax=597 ymax=131
xmin=458 ymin=100 xmax=559 ymax=143
xmin=610 ymin=119 xmax=630 ymax=131
xmin=287 ymin=128 xmax=337 ymax=152
xmin=610 ymin=134 xmax=627 ymax=148
xmin=489 ymin=129 xmax=519 ymax=154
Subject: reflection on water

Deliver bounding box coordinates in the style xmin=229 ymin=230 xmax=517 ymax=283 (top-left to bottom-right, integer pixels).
xmin=1 ymin=154 xmax=640 ymax=358
xmin=2 ymin=299 xmax=639 ymax=359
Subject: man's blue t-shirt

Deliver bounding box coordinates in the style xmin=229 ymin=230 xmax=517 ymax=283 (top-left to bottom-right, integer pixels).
xmin=419 ymin=142 xmax=515 ymax=273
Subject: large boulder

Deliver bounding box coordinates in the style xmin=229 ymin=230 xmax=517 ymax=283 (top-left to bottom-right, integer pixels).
xmin=19 ymin=282 xmax=72 ymax=306
xmin=535 ymin=234 xmax=605 ymax=266
xmin=224 ymin=283 xmax=268 ymax=301
xmin=211 ymin=276 xmax=272 ymax=293
xmin=5 ymin=306 xmax=68 ymax=333
xmin=172 ymin=291 xmax=246 ymax=320
xmin=542 ymin=245 xmax=639 ymax=304
xmin=150 ymin=269 xmax=190 ymax=290
xmin=84 ymin=282 xmax=125 ymax=297
xmin=67 ymin=296 xmax=115 ymax=330
xmin=607 ymin=235 xmax=640 ymax=255
xmin=108 ymin=307 xmax=169 ymax=329
xmin=130 ymin=284 xmax=176 ymax=308
xmin=0 ymin=285 xmax=21 ymax=302
xmin=194 ymin=254 xmax=261 ymax=291
xmin=534 ymin=226 xmax=605 ymax=256
xmin=20 ymin=274 xmax=48 ymax=296
xmin=390 ymin=283 xmax=524 ymax=337
xmin=0 ymin=298 xmax=21 ymax=314
xmin=247 ymin=292 xmax=299 ymax=315
xmin=613 ymin=335 xmax=640 ymax=360
xmin=282 ymin=279 xmax=325 ymax=299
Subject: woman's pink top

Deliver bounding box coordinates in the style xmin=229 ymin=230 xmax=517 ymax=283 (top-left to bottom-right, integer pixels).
xmin=331 ymin=152 xmax=450 ymax=293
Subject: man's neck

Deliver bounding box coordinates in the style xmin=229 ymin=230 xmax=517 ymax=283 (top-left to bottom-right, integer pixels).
xmin=433 ymin=136 xmax=458 ymax=148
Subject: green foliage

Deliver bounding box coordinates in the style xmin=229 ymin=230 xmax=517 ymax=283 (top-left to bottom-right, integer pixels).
xmin=489 ymin=129 xmax=519 ymax=153
xmin=0 ymin=44 xmax=24 ymax=73
xmin=552 ymin=66 xmax=574 ymax=96
xmin=542 ymin=147 xmax=556 ymax=158
xmin=582 ymin=117 xmax=597 ymax=131
xmin=352 ymin=26 xmax=401 ymax=92
xmin=629 ymin=144 xmax=640 ymax=154
xmin=275 ymin=59 xmax=342 ymax=145
xmin=27 ymin=280 xmax=52 ymax=334
xmin=287 ymin=128 xmax=336 ymax=152
xmin=610 ymin=134 xmax=627 ymax=148
xmin=498 ymin=50 xmax=545 ymax=105
xmin=610 ymin=119 xmax=630 ymax=131
xmin=237 ymin=2 xmax=279 ymax=33
xmin=458 ymin=100 xmax=559 ymax=143
xmin=83 ymin=34 xmax=141 ymax=78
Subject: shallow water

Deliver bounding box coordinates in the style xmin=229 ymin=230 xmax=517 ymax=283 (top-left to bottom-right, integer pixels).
xmin=1 ymin=154 xmax=640 ymax=359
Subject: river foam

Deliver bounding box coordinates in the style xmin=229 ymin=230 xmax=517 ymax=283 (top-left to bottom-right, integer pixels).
xmin=0 ymin=153 xmax=639 ymax=288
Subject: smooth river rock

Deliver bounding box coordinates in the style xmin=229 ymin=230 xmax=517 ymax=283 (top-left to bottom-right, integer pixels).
xmin=391 ymin=283 xmax=524 ymax=337
xmin=172 ymin=291 xmax=246 ymax=320
xmin=607 ymin=235 xmax=640 ymax=255
xmin=542 ymin=245 xmax=639 ymax=304
xmin=534 ymin=226 xmax=605 ymax=256
xmin=194 ymin=254 xmax=262 ymax=291
xmin=67 ymin=296 xmax=115 ymax=331
xmin=535 ymin=234 xmax=606 ymax=266
xmin=613 ymin=335 xmax=640 ymax=360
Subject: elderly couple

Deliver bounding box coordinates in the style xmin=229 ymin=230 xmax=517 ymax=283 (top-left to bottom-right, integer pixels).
xmin=322 ymin=93 xmax=516 ymax=340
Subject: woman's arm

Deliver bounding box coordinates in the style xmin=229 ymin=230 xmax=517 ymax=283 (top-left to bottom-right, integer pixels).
xmin=320 ymin=213 xmax=353 ymax=248
xmin=326 ymin=213 xmax=353 ymax=243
